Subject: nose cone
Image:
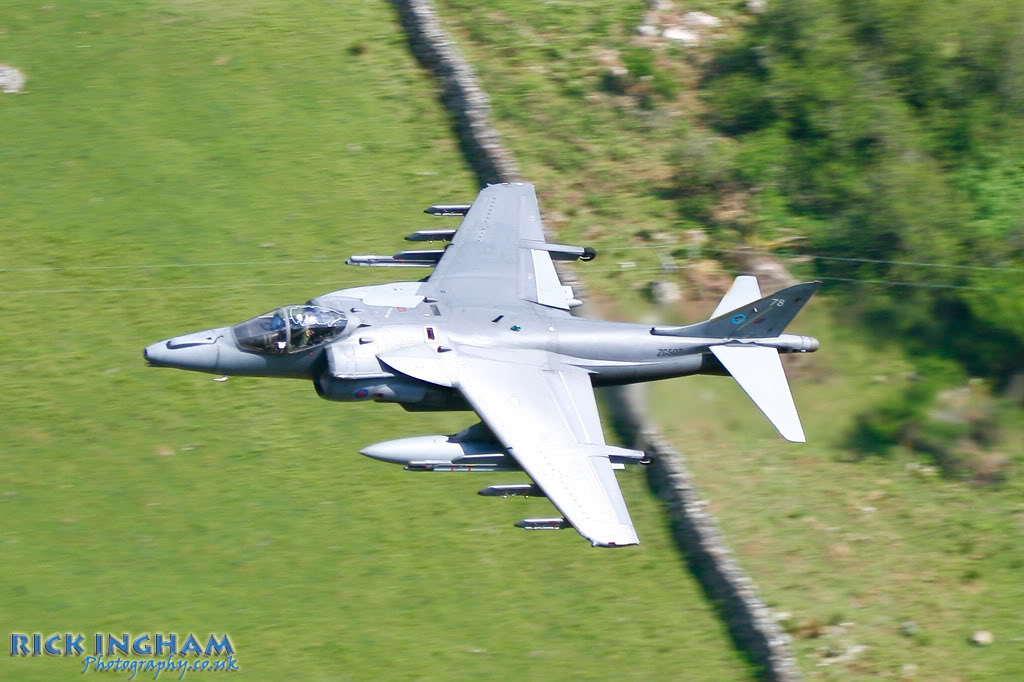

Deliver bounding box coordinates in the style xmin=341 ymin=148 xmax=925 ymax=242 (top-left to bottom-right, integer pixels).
xmin=143 ymin=328 xmax=226 ymax=373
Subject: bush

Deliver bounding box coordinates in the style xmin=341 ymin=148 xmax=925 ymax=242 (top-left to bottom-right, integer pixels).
xmin=696 ymin=0 xmax=1024 ymax=383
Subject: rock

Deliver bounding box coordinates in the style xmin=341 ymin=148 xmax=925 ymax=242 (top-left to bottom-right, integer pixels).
xmin=970 ymin=452 xmax=1011 ymax=485
xmin=816 ymin=644 xmax=867 ymax=667
xmin=971 ymin=630 xmax=994 ymax=646
xmin=662 ymin=27 xmax=700 ymax=46
xmin=686 ymin=259 xmax=733 ymax=297
xmin=900 ymin=621 xmax=920 ymax=637
xmin=683 ymin=11 xmax=722 ymax=28
xmin=636 ymin=24 xmax=658 ymax=37
xmin=604 ymin=65 xmax=629 ymax=92
xmin=900 ymin=663 xmax=918 ymax=678
xmin=1006 ymin=372 xmax=1024 ymax=404
xmin=729 ymin=247 xmax=798 ymax=292
xmin=650 ymin=280 xmax=681 ymax=304
xmin=648 ymin=0 xmax=672 ymax=10
xmin=0 ymin=64 xmax=27 ymax=94
xmin=747 ymin=0 xmax=767 ymax=13
xmin=658 ymin=252 xmax=680 ymax=272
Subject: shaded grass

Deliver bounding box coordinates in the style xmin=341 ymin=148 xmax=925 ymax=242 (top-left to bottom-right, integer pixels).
xmin=0 ymin=2 xmax=750 ymax=680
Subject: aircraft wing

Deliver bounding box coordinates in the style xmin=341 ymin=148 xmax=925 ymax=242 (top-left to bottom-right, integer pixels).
xmin=420 ymin=183 xmax=576 ymax=311
xmin=453 ymin=346 xmax=640 ymax=547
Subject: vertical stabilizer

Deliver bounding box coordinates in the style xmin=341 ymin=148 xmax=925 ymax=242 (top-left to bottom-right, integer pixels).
xmin=710 ymin=275 xmax=762 ymax=318
xmin=709 ymin=345 xmax=806 ymax=442
xmin=651 ymin=281 xmax=821 ymax=339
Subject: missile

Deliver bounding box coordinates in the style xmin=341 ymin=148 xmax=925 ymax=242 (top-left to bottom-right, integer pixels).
xmin=405 ymin=462 xmax=521 ymax=472
xmin=424 ymin=204 xmax=471 ymax=216
xmin=347 ymin=250 xmax=445 ymax=268
xmin=479 ymin=484 xmax=545 ymax=498
xmin=405 ymin=453 xmax=521 ymax=472
xmin=392 ymin=250 xmax=445 ymax=264
xmin=361 ymin=435 xmax=639 ymax=473
xmin=347 ymin=255 xmax=434 ymax=268
xmin=405 ymin=229 xmax=457 ymax=242
xmin=514 ymin=518 xmax=569 ymax=530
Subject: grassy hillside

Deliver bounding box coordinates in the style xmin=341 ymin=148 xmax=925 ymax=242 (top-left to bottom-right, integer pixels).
xmin=652 ymin=303 xmax=1024 ymax=680
xmin=0 ymin=2 xmax=751 ymax=680
xmin=434 ymin=0 xmax=1024 ymax=678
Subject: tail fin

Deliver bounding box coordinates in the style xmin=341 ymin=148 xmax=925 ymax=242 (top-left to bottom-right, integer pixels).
xmin=710 ymin=275 xmax=762 ymax=318
xmin=651 ymin=276 xmax=822 ymax=443
xmin=653 ymin=279 xmax=821 ymax=339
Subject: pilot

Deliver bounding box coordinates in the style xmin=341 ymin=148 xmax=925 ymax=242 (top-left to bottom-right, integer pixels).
xmin=293 ymin=316 xmax=320 ymax=351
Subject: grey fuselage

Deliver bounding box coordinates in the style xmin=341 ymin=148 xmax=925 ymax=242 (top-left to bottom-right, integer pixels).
xmin=143 ymin=282 xmax=734 ymax=411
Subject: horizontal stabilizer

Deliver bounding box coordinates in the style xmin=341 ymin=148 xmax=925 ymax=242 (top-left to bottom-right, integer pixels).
xmin=710 ymin=345 xmax=806 ymax=442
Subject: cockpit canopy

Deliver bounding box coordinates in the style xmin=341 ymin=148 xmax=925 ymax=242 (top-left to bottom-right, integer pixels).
xmin=233 ymin=305 xmax=347 ymax=354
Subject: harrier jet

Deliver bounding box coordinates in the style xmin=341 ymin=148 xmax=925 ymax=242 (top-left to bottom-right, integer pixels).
xmin=144 ymin=183 xmax=820 ymax=547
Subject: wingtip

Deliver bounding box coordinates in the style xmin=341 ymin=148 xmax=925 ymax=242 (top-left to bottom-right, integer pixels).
xmin=782 ymin=427 xmax=807 ymax=443
xmin=581 ymin=523 xmax=640 ymax=548
xmin=591 ymin=538 xmax=640 ymax=548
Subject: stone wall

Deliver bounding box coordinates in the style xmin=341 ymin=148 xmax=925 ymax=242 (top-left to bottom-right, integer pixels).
xmin=607 ymin=384 xmax=802 ymax=681
xmin=394 ymin=1 xmax=801 ymax=679
xmin=393 ymin=0 xmax=520 ymax=185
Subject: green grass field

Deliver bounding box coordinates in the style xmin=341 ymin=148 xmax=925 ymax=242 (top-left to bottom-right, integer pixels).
xmin=433 ymin=1 xmax=1024 ymax=678
xmin=649 ymin=303 xmax=1024 ymax=681
xmin=0 ymin=2 xmax=753 ymax=680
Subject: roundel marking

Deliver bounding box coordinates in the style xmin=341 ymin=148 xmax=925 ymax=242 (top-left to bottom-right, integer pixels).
xmin=731 ymin=313 xmax=747 ymax=324
xmin=354 ymin=389 xmax=369 ymax=399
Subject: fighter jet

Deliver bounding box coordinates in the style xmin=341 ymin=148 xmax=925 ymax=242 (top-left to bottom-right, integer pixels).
xmin=144 ymin=183 xmax=820 ymax=547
